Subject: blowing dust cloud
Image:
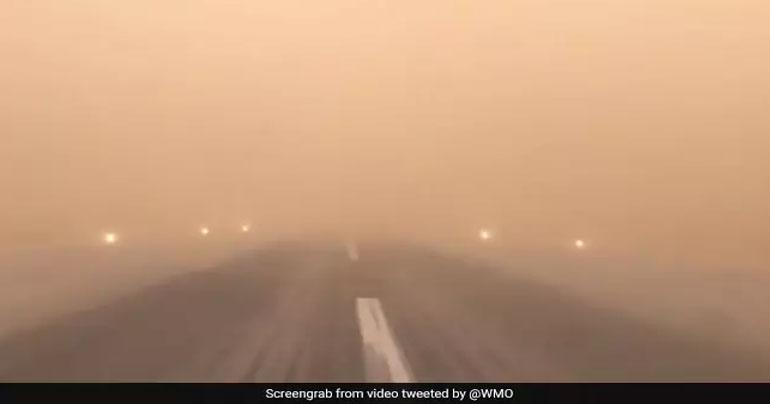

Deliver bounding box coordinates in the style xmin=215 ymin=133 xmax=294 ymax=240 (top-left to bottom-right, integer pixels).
xmin=1 ymin=1 xmax=768 ymax=270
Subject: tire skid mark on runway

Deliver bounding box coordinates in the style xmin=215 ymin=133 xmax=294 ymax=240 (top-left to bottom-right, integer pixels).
xmin=355 ymin=297 xmax=414 ymax=382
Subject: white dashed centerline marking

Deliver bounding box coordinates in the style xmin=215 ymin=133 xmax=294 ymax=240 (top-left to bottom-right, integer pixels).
xmin=346 ymin=241 xmax=359 ymax=261
xmin=355 ymin=297 xmax=414 ymax=382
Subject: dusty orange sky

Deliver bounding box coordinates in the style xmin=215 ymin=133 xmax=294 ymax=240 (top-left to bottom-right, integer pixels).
xmin=1 ymin=1 xmax=768 ymax=268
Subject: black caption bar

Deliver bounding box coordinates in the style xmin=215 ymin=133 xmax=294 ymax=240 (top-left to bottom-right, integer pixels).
xmin=1 ymin=383 xmax=769 ymax=403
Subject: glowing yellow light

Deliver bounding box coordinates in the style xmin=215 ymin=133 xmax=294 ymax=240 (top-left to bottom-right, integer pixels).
xmin=103 ymin=233 xmax=118 ymax=245
xmin=574 ymin=239 xmax=586 ymax=249
xmin=479 ymin=229 xmax=493 ymax=241
xmin=200 ymin=227 xmax=210 ymax=236
xmin=241 ymin=224 xmax=251 ymax=233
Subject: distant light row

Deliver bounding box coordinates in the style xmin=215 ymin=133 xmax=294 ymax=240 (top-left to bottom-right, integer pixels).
xmin=199 ymin=224 xmax=251 ymax=236
xmin=477 ymin=228 xmax=588 ymax=251
xmin=102 ymin=224 xmax=251 ymax=245
xmin=101 ymin=226 xmax=588 ymax=251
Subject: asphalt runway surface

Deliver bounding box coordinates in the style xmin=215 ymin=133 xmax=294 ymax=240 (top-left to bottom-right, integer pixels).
xmin=1 ymin=242 xmax=768 ymax=381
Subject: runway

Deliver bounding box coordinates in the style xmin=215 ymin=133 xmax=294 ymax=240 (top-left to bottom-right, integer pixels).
xmin=1 ymin=241 xmax=768 ymax=381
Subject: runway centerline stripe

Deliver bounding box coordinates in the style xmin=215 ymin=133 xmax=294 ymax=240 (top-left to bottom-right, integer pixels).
xmin=346 ymin=241 xmax=359 ymax=261
xmin=355 ymin=297 xmax=414 ymax=382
